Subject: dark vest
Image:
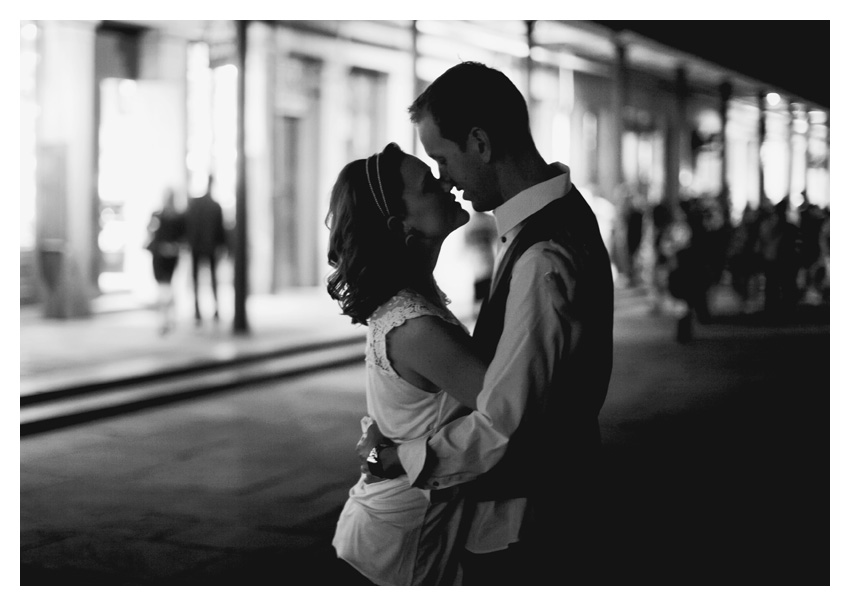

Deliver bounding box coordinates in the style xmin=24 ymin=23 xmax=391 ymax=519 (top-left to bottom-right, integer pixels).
xmin=468 ymin=184 xmax=614 ymax=502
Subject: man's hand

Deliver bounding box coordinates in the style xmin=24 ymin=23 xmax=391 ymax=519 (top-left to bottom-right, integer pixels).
xmin=356 ymin=418 xmax=403 ymax=480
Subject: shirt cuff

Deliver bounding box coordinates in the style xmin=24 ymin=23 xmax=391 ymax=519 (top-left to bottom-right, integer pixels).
xmin=397 ymin=435 xmax=429 ymax=488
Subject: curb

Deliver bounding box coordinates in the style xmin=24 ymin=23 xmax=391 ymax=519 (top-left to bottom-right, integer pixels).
xmin=21 ymin=337 xmax=366 ymax=437
xmin=21 ymin=334 xmax=366 ymax=405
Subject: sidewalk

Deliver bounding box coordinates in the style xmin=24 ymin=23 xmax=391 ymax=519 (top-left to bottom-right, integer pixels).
xmin=20 ymin=287 xmax=370 ymax=400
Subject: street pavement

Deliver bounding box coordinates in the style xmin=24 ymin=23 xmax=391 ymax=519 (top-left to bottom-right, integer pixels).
xmin=19 ymin=285 xmax=832 ymax=586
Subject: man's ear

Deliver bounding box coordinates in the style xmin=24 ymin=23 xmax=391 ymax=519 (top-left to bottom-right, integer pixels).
xmin=468 ymin=127 xmax=492 ymax=163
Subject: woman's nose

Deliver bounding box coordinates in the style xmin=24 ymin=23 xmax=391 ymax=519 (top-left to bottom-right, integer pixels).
xmin=438 ymin=174 xmax=454 ymax=193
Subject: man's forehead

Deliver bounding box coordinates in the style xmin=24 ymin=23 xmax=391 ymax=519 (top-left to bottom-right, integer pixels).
xmin=416 ymin=116 xmax=438 ymax=139
xmin=416 ymin=116 xmax=451 ymax=154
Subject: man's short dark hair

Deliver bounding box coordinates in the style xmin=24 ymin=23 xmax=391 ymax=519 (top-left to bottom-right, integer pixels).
xmin=408 ymin=61 xmax=533 ymax=157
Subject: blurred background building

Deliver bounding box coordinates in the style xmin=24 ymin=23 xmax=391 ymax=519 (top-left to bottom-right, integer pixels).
xmin=19 ymin=20 xmax=830 ymax=323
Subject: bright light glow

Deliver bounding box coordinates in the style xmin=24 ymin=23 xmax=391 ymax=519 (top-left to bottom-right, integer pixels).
xmin=809 ymin=110 xmax=828 ymax=124
xmin=211 ymin=64 xmax=238 ymax=208
xmin=98 ymin=221 xmax=127 ymax=254
xmin=119 ymin=79 xmax=137 ymax=98
xmin=766 ymin=92 xmax=781 ymax=107
xmin=552 ymin=111 xmax=571 ymax=165
xmin=679 ymin=169 xmax=694 ymax=189
xmin=696 ymin=109 xmax=721 ymax=134
xmin=21 ymin=22 xmax=38 ymax=41
xmin=187 ymin=43 xmax=213 ymax=198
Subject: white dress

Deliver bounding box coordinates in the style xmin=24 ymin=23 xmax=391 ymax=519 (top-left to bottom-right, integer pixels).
xmin=332 ymin=288 xmax=471 ymax=585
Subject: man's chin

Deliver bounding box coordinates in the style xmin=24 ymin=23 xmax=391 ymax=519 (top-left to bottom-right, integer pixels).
xmin=470 ymin=200 xmax=491 ymax=213
xmin=464 ymin=192 xmax=496 ymax=213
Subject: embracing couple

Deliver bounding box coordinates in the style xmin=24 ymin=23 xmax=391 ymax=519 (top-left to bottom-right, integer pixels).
xmin=325 ymin=61 xmax=614 ymax=586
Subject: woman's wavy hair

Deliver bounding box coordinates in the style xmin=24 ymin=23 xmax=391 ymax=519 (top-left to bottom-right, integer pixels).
xmin=326 ymin=142 xmax=420 ymax=325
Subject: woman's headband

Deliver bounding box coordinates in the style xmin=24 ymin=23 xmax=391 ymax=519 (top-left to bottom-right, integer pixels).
xmin=365 ymin=152 xmax=390 ymax=218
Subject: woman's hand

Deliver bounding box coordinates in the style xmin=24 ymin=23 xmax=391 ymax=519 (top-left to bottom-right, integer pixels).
xmin=356 ymin=418 xmax=403 ymax=480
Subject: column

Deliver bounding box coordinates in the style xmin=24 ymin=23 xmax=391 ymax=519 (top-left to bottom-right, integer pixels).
xmin=787 ymin=101 xmax=796 ymax=198
xmin=802 ymin=106 xmax=810 ymax=195
xmin=233 ymin=19 xmax=249 ymax=333
xmin=37 ymin=20 xmax=98 ymax=318
xmin=719 ymin=80 xmax=732 ymax=221
xmin=246 ymin=21 xmax=274 ymax=296
xmin=666 ymin=66 xmax=687 ymax=207
xmin=757 ymin=91 xmax=767 ymax=205
xmin=612 ymin=41 xmax=628 ymax=190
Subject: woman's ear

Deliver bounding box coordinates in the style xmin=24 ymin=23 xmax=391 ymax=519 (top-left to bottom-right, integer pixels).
xmin=468 ymin=127 xmax=492 ymax=163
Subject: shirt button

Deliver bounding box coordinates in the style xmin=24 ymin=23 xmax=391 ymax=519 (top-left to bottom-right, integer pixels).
xmin=501 ymin=236 xmax=507 ymax=243
xmin=433 ymin=481 xmax=440 ymax=487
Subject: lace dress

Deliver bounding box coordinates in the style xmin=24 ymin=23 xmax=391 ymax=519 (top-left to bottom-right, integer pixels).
xmin=332 ymin=288 xmax=471 ymax=585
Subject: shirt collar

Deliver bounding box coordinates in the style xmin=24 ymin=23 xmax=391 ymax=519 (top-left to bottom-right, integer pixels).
xmin=492 ymin=163 xmax=572 ymax=239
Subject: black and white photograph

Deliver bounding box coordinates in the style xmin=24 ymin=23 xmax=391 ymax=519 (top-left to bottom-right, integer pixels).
xmin=15 ymin=6 xmax=841 ymax=603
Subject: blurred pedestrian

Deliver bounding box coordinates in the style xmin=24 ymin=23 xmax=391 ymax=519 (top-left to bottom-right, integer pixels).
xmin=727 ymin=204 xmax=763 ymax=313
xmin=663 ymin=207 xmax=699 ymax=342
xmin=624 ymin=184 xmax=646 ymax=286
xmin=819 ymin=206 xmax=829 ymax=300
xmin=650 ymin=199 xmax=674 ymax=314
xmin=146 ymin=188 xmax=185 ymax=335
xmin=185 ymin=175 xmax=227 ymax=325
xmin=759 ymin=196 xmax=800 ymax=320
xmin=797 ymin=192 xmax=826 ymax=301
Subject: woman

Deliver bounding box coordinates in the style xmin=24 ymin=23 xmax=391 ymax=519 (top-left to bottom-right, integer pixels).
xmin=326 ymin=142 xmax=487 ymax=585
xmin=146 ymin=189 xmax=185 ymax=335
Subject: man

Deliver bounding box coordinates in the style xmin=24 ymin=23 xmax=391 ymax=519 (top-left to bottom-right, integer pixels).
xmin=361 ymin=62 xmax=614 ymax=584
xmin=185 ymin=175 xmax=227 ymax=325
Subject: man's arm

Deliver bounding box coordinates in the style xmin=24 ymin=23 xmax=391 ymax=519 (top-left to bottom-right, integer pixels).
xmin=362 ymin=242 xmax=574 ymax=486
xmin=357 ymin=312 xmax=488 ymax=480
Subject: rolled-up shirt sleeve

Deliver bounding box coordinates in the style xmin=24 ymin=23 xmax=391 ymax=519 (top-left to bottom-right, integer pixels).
xmin=397 ymin=240 xmax=574 ymax=490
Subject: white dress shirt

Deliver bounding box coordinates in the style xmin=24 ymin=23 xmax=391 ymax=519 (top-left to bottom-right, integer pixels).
xmin=397 ymin=163 xmax=575 ymax=553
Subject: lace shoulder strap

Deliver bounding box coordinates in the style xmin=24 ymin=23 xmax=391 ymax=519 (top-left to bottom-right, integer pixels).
xmin=367 ymin=289 xmax=459 ymax=376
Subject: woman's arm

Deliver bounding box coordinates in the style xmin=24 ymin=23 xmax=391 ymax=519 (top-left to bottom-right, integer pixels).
xmin=385 ymin=315 xmax=486 ymax=410
xmin=362 ymin=315 xmax=486 ymax=479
